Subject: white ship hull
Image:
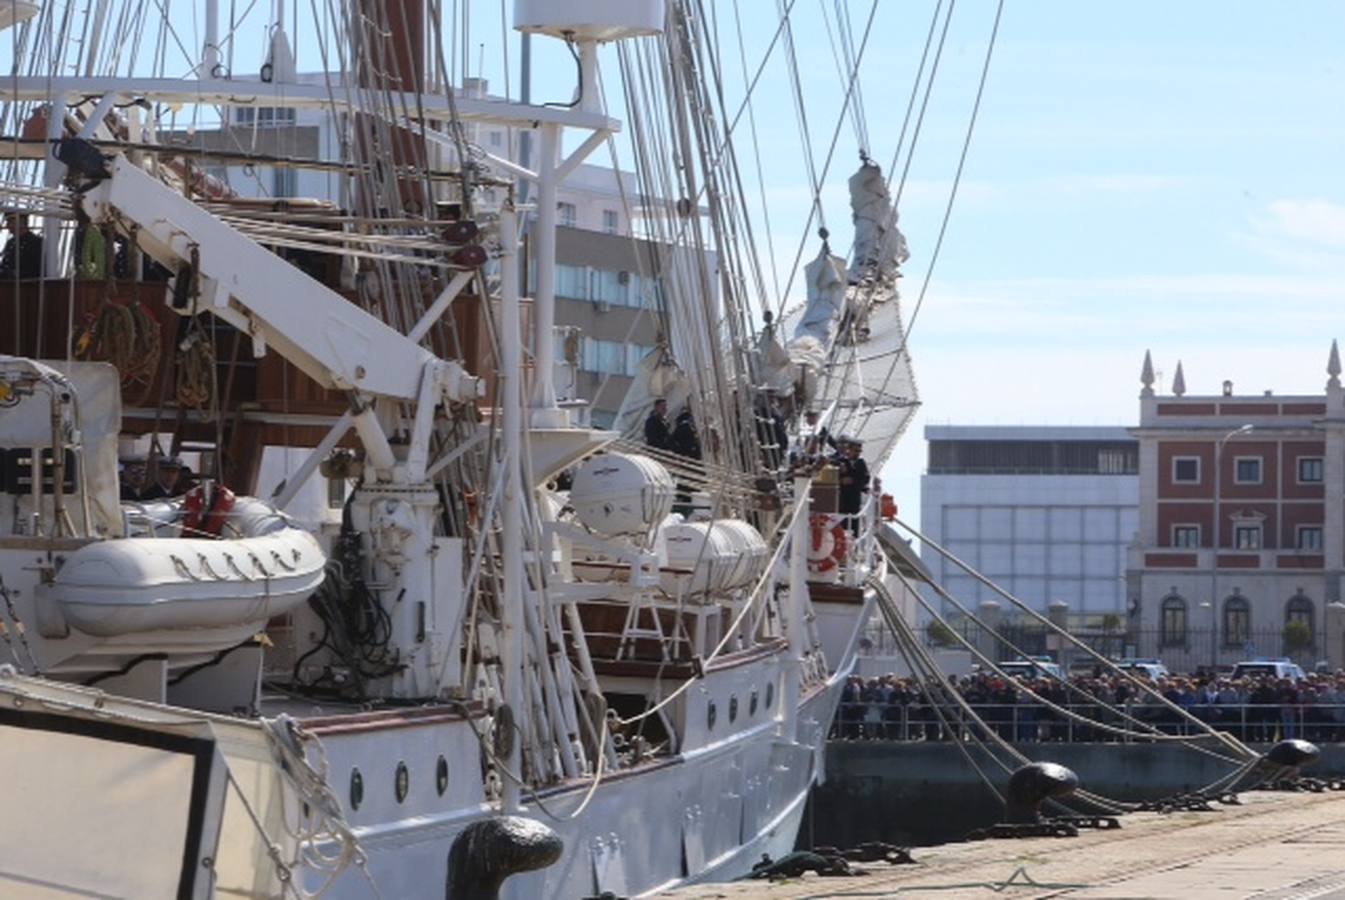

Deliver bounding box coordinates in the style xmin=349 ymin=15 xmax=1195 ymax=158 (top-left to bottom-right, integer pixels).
xmin=0 ymin=657 xmax=850 ymax=898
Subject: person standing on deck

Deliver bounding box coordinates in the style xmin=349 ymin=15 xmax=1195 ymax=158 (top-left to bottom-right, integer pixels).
xmin=0 ymin=212 xmax=43 ymax=279
xmin=644 ymin=398 xmax=673 ymax=452
xmin=835 ymin=436 xmax=870 ymax=535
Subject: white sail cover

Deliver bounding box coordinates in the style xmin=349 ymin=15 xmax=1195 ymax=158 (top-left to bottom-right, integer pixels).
xmin=849 ymin=161 xmax=909 ymax=283
xmin=792 ymin=247 xmax=849 ymax=347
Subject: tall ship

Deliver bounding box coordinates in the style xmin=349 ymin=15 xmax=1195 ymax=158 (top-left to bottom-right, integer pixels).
xmin=0 ymin=1 xmax=920 ymax=896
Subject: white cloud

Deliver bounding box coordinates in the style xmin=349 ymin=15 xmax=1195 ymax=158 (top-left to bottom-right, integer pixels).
xmin=1259 ymin=199 xmax=1345 ymax=249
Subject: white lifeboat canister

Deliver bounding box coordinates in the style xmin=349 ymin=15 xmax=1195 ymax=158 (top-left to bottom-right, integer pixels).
xmin=569 ymin=452 xmax=675 ymax=538
xmin=50 ymin=498 xmax=325 ymax=638
xmin=660 ymin=519 xmax=768 ymax=598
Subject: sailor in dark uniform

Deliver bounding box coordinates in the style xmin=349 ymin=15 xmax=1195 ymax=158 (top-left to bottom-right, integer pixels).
xmin=670 ymin=406 xmax=701 ymax=460
xmin=644 ymin=398 xmax=673 ymax=452
xmin=0 ymin=212 xmax=43 ymax=279
xmin=835 ymin=436 xmax=870 ymax=535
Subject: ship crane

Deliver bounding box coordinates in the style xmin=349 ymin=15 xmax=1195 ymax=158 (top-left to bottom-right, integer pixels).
xmin=76 ymin=150 xmax=485 ymax=484
xmin=73 ymin=144 xmax=491 ymax=698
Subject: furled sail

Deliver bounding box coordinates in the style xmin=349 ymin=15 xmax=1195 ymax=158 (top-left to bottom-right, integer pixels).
xmin=849 ymin=160 xmax=909 ymax=284
xmin=792 ymin=247 xmax=849 ymax=347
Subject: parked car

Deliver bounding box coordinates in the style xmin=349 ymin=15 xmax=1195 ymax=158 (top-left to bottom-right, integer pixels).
xmin=1230 ymin=658 xmax=1305 ymax=682
xmin=998 ymin=657 xmax=1065 ymax=681
xmin=1115 ymin=659 xmax=1170 ymax=681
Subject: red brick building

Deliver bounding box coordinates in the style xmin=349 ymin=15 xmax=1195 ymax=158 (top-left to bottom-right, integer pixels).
xmin=1126 ymin=345 xmax=1345 ymax=671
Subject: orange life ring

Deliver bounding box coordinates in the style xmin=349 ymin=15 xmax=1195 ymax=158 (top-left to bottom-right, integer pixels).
xmin=807 ymin=513 xmax=848 ymax=573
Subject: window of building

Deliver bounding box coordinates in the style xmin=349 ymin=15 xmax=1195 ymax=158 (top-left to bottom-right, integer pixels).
xmin=272 ymin=167 xmax=297 ymax=198
xmin=1296 ymin=525 xmax=1323 ymax=552
xmin=602 ymin=209 xmax=619 ymax=234
xmin=1234 ymin=523 xmax=1262 ymax=550
xmin=254 ymin=106 xmax=296 ymax=125
xmin=1160 ymin=594 xmax=1187 ymax=647
xmin=1223 ymin=595 xmax=1250 ymax=648
xmin=489 ymin=131 xmax=503 ymax=147
xmin=579 ymin=339 xmax=648 ymax=377
xmin=1298 ymin=457 xmax=1324 ymax=484
xmin=1234 ymin=456 xmax=1262 ymax=484
xmin=592 ymin=269 xmax=629 ymax=306
xmin=1172 ymin=456 xmax=1200 ymax=484
xmin=1172 ymin=525 xmax=1201 ymax=548
xmin=1285 ymin=592 xmax=1315 ymax=641
xmin=557 ymin=202 xmax=577 ymax=227
xmin=555 ymin=264 xmax=589 ymax=300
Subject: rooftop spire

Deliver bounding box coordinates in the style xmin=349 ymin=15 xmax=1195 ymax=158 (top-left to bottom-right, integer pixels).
xmin=1329 ymin=339 xmax=1341 ymax=389
xmin=1140 ymin=349 xmax=1155 ymax=397
xmin=1172 ymin=360 xmax=1186 ymax=397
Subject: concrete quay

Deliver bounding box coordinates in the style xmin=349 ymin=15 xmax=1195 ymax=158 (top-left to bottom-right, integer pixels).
xmin=654 ymin=790 xmax=1345 ymax=899
xmin=809 ymin=740 xmax=1345 ymax=846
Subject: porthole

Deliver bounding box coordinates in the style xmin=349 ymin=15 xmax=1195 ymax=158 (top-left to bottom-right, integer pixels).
xmin=729 ymin=695 xmax=739 ymax=723
xmin=707 ymin=700 xmax=717 ymax=731
xmin=394 ymin=761 xmax=409 ymax=804
xmin=766 ymin=681 xmax=775 ymax=709
xmin=349 ymin=768 xmax=364 ymax=810
xmin=749 ymin=689 xmax=759 ymax=717
xmin=436 ymin=755 xmax=449 ymax=796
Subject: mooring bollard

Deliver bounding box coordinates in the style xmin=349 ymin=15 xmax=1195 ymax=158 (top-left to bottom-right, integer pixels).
xmin=1264 ymin=738 xmax=1321 ymax=772
xmin=445 ymin=816 xmax=563 ymax=900
xmin=1005 ymin=761 xmax=1080 ymax=824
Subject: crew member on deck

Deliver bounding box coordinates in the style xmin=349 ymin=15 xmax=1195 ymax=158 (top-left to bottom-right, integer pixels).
xmin=138 ymin=456 xmax=184 ymax=500
xmin=671 ymin=406 xmax=701 ymax=460
xmin=0 ymin=212 xmax=43 ymax=279
xmin=835 ymin=436 xmax=870 ymax=535
xmin=119 ymin=454 xmax=147 ymax=501
xmin=644 ymin=398 xmax=673 ymax=452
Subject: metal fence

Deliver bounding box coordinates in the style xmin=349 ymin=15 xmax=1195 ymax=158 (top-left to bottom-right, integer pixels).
xmin=861 ymin=624 xmax=1328 ymax=675
xmin=831 ymin=702 xmax=1345 ymax=744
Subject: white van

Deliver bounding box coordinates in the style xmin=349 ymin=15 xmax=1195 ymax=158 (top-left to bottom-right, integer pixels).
xmin=1230 ymin=658 xmax=1305 ymax=682
xmin=1116 ymin=659 xmax=1170 ymax=681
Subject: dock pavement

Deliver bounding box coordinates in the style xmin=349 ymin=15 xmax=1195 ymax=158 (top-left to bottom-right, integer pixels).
xmin=654 ymin=790 xmax=1345 ymax=899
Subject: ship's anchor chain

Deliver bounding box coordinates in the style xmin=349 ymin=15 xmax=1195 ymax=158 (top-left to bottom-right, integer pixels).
xmin=1135 ymin=791 xmax=1241 ymax=814
xmin=1264 ymin=777 xmax=1345 ymax=793
xmin=748 ymin=842 xmax=915 ymax=880
xmin=966 ymin=820 xmax=1080 ymax=841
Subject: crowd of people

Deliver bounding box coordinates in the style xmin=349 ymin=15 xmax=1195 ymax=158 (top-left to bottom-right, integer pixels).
xmin=834 ymin=670 xmax=1345 ymax=744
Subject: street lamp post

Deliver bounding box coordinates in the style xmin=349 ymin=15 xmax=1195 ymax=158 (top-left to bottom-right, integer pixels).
xmin=1211 ymin=423 xmax=1254 ymax=669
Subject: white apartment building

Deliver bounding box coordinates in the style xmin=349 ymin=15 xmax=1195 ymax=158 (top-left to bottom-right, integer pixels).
xmin=170 ymin=76 xmax=696 ymax=425
xmin=920 ymin=426 xmax=1140 ymax=621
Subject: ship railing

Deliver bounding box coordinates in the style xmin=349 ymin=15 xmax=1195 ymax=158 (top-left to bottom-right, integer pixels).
xmin=829 ymin=701 xmax=1345 ymax=744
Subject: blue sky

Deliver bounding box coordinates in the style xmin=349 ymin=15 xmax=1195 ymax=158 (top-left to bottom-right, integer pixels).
xmin=222 ymin=1 xmax=1345 ymax=514
xmin=26 ymin=1 xmax=1345 ymax=518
